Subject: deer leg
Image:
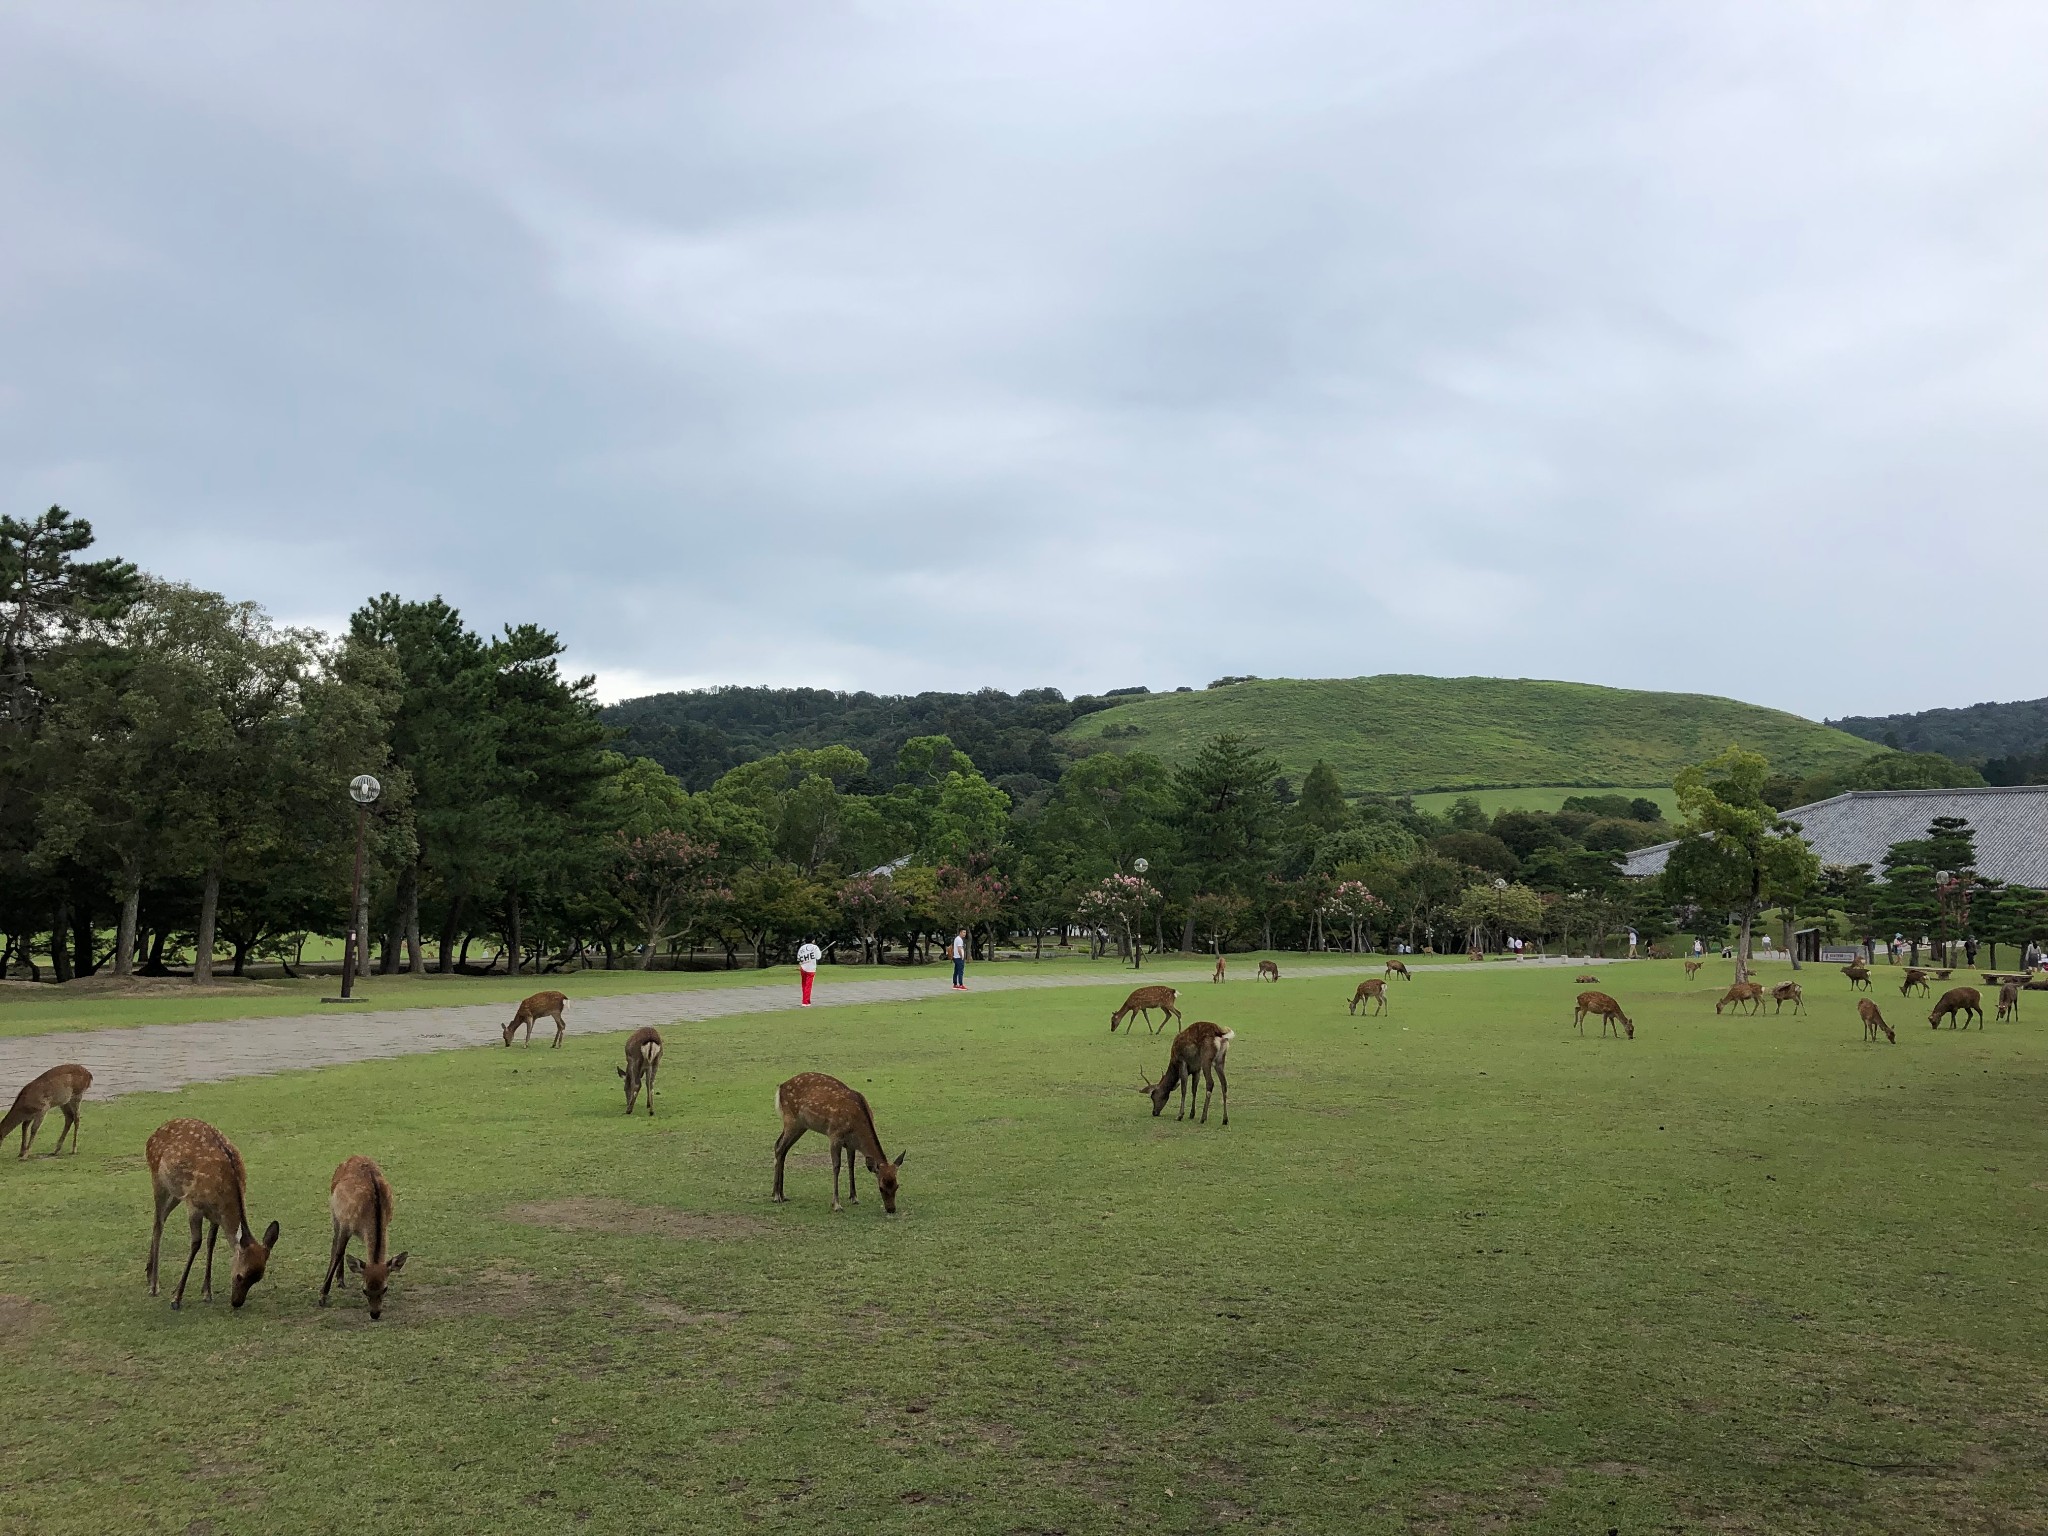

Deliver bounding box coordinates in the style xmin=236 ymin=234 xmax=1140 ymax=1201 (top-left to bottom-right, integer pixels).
xmin=173 ymin=1212 xmax=206 ymax=1310
xmin=846 ymin=1151 xmax=858 ymax=1204
xmin=19 ymin=1110 xmax=43 ymax=1157
xmin=552 ymin=1012 xmax=565 ymax=1049
xmin=772 ymin=1125 xmax=802 ymax=1202
xmin=644 ymin=1062 xmax=657 ymax=1115
xmin=830 ymin=1142 xmax=845 ymax=1212
xmin=56 ymin=1102 xmax=79 ymax=1154
xmin=148 ymin=1193 xmax=176 ymax=1294
xmin=321 ymin=1220 xmax=348 ymax=1305
xmin=1198 ymin=1065 xmax=1213 ymax=1123
xmin=201 ymin=1217 xmax=221 ymax=1302
xmin=1216 ymin=1061 xmax=1229 ymax=1125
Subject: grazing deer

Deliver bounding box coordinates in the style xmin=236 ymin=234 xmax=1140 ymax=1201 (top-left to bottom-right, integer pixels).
xmin=319 ymin=1156 xmax=408 ymax=1319
xmin=1928 ymin=986 xmax=1983 ymax=1030
xmin=1997 ymin=980 xmax=2021 ymax=1022
xmin=3 ymin=1064 xmax=91 ymax=1158
xmin=1349 ymin=978 xmax=1388 ymax=1016
xmin=772 ymin=1073 xmax=907 ymax=1213
xmin=1858 ymin=998 xmax=1895 ymax=1043
xmin=1576 ymin=973 xmax=1599 ymax=984
xmin=1716 ymin=981 xmax=1764 ymax=1016
xmin=145 ymin=1119 xmax=279 ymax=1311
xmin=1110 ymin=985 xmax=1182 ymax=1035
xmin=618 ymin=1026 xmax=664 ymax=1115
xmin=1212 ymin=955 xmax=1226 ymax=982
xmin=1256 ymin=960 xmax=1280 ymax=982
xmin=1573 ymin=991 xmax=1633 ymax=1039
xmin=1683 ymin=960 xmax=1703 ymax=981
xmin=1137 ymin=1020 xmax=1233 ymax=1124
xmin=502 ymin=990 xmax=569 ymax=1048
xmin=1386 ymin=959 xmax=1412 ymax=980
xmin=1899 ymin=968 xmax=1931 ymax=998
xmin=1771 ymin=982 xmax=1804 ymax=1015
xmin=1842 ymin=963 xmax=1872 ymax=991
xmin=2026 ymin=972 xmax=2048 ymax=992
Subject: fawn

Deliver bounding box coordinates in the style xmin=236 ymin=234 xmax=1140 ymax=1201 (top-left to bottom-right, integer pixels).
xmin=1110 ymin=985 xmax=1182 ymax=1035
xmin=1928 ymin=987 xmax=1983 ymax=1030
xmin=1386 ymin=959 xmax=1411 ymax=980
xmin=1716 ymin=981 xmax=1764 ymax=1015
xmin=1683 ymin=960 xmax=1703 ymax=981
xmin=1573 ymin=991 xmax=1633 ymax=1039
xmin=502 ymin=990 xmax=569 ymax=1048
xmin=619 ymin=1026 xmax=664 ymax=1115
xmin=772 ymin=1073 xmax=907 ymax=1213
xmin=1349 ymin=978 xmax=1388 ymax=1016
xmin=1138 ymin=1021 xmax=1233 ymax=1124
xmin=145 ymin=1119 xmax=279 ymax=1310
xmin=320 ymin=1156 xmax=408 ymax=1319
xmin=2 ymin=1064 xmax=91 ymax=1158
xmin=1771 ymin=982 xmax=1804 ymax=1015
xmin=1256 ymin=960 xmax=1280 ymax=982
xmin=1899 ymin=969 xmax=1931 ymax=997
xmin=1212 ymin=955 xmax=1226 ymax=983
xmin=1997 ymin=980 xmax=2021 ymax=1022
xmin=1858 ymin=998 xmax=1895 ymax=1043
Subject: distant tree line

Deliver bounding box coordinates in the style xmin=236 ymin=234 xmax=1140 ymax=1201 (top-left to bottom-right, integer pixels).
xmin=1831 ymin=696 xmax=2048 ymax=784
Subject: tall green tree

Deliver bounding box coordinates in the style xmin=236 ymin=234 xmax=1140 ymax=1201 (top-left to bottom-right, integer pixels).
xmin=1665 ymin=747 xmax=1820 ymax=980
xmin=1170 ymin=733 xmax=1281 ymax=907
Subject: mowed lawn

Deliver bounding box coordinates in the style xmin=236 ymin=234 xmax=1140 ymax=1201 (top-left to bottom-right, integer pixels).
xmin=2 ymin=961 xmax=2045 ymax=1534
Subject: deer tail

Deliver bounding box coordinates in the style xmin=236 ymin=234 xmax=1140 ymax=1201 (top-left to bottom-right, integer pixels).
xmin=644 ymin=1041 xmax=662 ymax=1066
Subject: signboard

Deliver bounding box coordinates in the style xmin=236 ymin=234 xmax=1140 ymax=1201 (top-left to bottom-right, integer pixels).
xmin=1819 ymin=945 xmax=1866 ymax=965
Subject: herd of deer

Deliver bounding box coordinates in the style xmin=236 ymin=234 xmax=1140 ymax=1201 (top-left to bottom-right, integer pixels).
xmin=3 ymin=986 xmax=910 ymax=1320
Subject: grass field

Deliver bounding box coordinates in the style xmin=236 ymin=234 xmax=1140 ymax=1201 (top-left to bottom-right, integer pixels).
xmin=3 ymin=960 xmax=2044 ymax=1534
xmin=1409 ymin=785 xmax=1681 ymax=820
xmin=1060 ymin=675 xmax=1877 ymax=795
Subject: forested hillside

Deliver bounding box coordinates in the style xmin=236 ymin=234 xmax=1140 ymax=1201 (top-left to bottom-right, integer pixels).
xmin=1832 ymin=697 xmax=2048 ymax=782
xmin=1062 ymin=675 xmax=1877 ymax=793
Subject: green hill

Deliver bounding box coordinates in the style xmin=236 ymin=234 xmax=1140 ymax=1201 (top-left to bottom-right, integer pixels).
xmin=1058 ymin=675 xmax=1878 ymax=795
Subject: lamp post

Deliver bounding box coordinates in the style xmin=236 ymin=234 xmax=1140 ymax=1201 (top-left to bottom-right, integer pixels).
xmin=339 ymin=774 xmax=381 ymax=999
xmin=1492 ymin=876 xmax=1508 ymax=956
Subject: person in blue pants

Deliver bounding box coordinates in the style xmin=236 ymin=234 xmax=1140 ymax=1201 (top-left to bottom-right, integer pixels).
xmin=950 ymin=929 xmax=967 ymax=990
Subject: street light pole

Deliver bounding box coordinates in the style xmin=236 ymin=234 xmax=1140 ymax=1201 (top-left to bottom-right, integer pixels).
xmin=339 ymin=774 xmax=381 ymax=1000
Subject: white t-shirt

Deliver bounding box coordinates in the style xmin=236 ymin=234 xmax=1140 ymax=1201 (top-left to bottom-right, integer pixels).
xmin=950 ymin=934 xmax=966 ymax=960
xmin=797 ymin=942 xmax=821 ymax=974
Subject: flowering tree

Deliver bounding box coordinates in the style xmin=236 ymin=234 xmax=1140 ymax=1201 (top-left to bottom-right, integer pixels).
xmin=1188 ymin=890 xmax=1249 ymax=955
xmin=1077 ymin=872 xmax=1158 ymax=969
xmin=1322 ymin=880 xmax=1388 ymax=953
xmin=610 ymin=832 xmax=720 ymax=970
xmin=934 ymin=861 xmax=1009 ymax=960
xmin=838 ymin=872 xmax=904 ymax=964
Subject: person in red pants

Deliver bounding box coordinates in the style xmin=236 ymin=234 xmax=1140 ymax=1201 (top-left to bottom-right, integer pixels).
xmin=797 ymin=938 xmax=821 ymax=1006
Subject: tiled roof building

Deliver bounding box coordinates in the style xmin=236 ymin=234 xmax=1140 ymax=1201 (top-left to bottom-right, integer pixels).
xmin=1623 ymin=785 xmax=2048 ymax=888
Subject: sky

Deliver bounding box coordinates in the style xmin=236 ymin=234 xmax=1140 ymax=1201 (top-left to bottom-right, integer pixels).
xmin=3 ymin=3 xmax=2044 ymax=719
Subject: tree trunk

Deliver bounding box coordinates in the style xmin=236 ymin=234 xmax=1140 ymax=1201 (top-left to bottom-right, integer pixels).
xmin=1785 ymin=908 xmax=1801 ymax=972
xmin=112 ymin=867 xmax=142 ymax=978
xmin=1180 ymin=914 xmax=1196 ymax=952
xmin=507 ymin=892 xmax=522 ymax=977
xmin=232 ymin=934 xmax=253 ymax=977
xmin=194 ymin=865 xmax=221 ymax=984
xmin=439 ymin=893 xmax=465 ymax=975
xmin=403 ymin=867 xmax=424 ymax=975
xmin=51 ymin=901 xmax=73 ymax=983
xmin=639 ymin=915 xmax=660 ymax=971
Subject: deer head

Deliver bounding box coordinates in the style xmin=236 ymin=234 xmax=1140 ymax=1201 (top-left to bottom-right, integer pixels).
xmin=1136 ymin=1072 xmax=1170 ymax=1116
xmin=229 ymin=1220 xmax=281 ymax=1309
xmin=865 ymin=1150 xmax=908 ymax=1213
xmin=346 ymin=1250 xmax=409 ymax=1319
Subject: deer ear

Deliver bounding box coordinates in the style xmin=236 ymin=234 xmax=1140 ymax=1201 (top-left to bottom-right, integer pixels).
xmin=261 ymin=1221 xmax=280 ymax=1249
xmin=892 ymin=1150 xmax=908 ymax=1168
xmin=387 ymin=1251 xmax=408 ymax=1273
xmin=347 ymin=1254 xmax=364 ymax=1275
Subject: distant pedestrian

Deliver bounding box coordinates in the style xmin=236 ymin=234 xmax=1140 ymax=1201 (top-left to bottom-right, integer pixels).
xmin=950 ymin=929 xmax=968 ymax=990
xmin=797 ymin=937 xmax=822 ymax=1007
xmin=1628 ymin=928 xmax=1639 ymax=958
xmin=1692 ymin=938 xmax=1703 ymax=960
xmin=1965 ymin=935 xmax=1979 ymax=965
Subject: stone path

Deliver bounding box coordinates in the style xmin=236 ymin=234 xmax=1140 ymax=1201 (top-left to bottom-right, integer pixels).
xmin=0 ymin=956 xmax=1615 ymax=1102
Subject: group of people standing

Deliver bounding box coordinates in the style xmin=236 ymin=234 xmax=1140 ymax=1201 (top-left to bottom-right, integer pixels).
xmin=793 ymin=929 xmax=971 ymax=1007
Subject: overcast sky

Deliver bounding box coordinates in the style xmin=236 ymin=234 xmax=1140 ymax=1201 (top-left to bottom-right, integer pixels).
xmin=3 ymin=3 xmax=2044 ymax=718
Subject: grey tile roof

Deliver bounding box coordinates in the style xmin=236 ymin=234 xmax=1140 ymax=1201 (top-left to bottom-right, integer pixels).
xmin=1622 ymin=785 xmax=2048 ymax=888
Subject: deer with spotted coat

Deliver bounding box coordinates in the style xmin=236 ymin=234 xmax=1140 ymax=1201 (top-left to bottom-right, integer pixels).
xmin=1349 ymin=978 xmax=1389 ymax=1015
xmin=320 ymin=1156 xmax=408 ymax=1319
xmin=1137 ymin=1020 xmax=1233 ymax=1124
xmin=1110 ymin=985 xmax=1182 ymax=1035
xmin=772 ymin=1073 xmax=908 ymax=1213
xmin=145 ymin=1119 xmax=280 ymax=1310
xmin=501 ymin=990 xmax=569 ymax=1049
xmin=1573 ymin=991 xmax=1634 ymax=1039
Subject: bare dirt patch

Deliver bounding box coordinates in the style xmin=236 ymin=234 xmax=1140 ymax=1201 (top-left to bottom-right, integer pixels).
xmin=0 ymin=1293 xmax=51 ymax=1344
xmin=503 ymin=1199 xmax=776 ymax=1242
xmin=405 ymin=1261 xmax=547 ymax=1322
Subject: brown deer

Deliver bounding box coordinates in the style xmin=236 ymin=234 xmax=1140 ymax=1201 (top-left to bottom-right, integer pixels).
xmin=1349 ymin=978 xmax=1389 ymax=1015
xmin=3 ymin=1064 xmax=91 ymax=1158
xmin=772 ymin=1072 xmax=907 ymax=1213
xmin=1110 ymin=985 xmax=1182 ymax=1035
xmin=1997 ymin=980 xmax=2021 ymax=1022
xmin=145 ymin=1119 xmax=279 ymax=1311
xmin=1899 ymin=968 xmax=1931 ymax=997
xmin=618 ymin=1026 xmax=663 ymax=1114
xmin=1386 ymin=959 xmax=1412 ymax=980
xmin=1683 ymin=960 xmax=1704 ymax=981
xmin=1928 ymin=986 xmax=1983 ymax=1030
xmin=1211 ymin=955 xmax=1226 ymax=983
xmin=1858 ymin=998 xmax=1895 ymax=1043
xmin=319 ymin=1156 xmax=408 ymax=1319
xmin=1137 ymin=1020 xmax=1233 ymax=1124
xmin=1771 ymin=982 xmax=1804 ymax=1015
xmin=1715 ymin=981 xmax=1764 ymax=1016
xmin=1573 ymin=991 xmax=1633 ymax=1039
xmin=502 ymin=990 xmax=569 ymax=1048
xmin=1575 ymin=973 xmax=1599 ymax=983
xmin=1842 ymin=963 xmax=1872 ymax=991
xmin=1256 ymin=960 xmax=1280 ymax=982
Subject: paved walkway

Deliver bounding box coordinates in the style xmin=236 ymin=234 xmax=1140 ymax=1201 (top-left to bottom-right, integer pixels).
xmin=0 ymin=957 xmax=1613 ymax=1101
